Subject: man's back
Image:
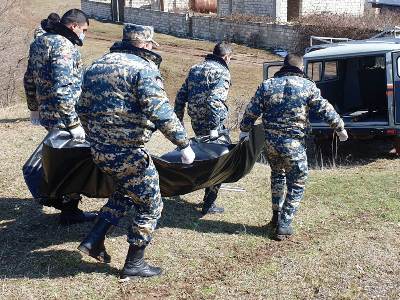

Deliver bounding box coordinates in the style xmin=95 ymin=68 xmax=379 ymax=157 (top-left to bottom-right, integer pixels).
xmin=78 ymin=43 xmax=186 ymax=148
xmin=241 ymin=74 xmax=343 ymax=140
xmin=260 ymin=75 xmax=315 ymax=138
xmin=26 ymin=33 xmax=82 ymax=129
xmin=175 ymin=55 xmax=231 ymax=136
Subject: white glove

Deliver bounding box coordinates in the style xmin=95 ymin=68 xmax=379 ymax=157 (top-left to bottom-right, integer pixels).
xmin=336 ymin=129 xmax=348 ymax=142
xmin=181 ymin=145 xmax=195 ymax=164
xmin=209 ymin=129 xmax=219 ymax=139
xmin=30 ymin=111 xmax=40 ymax=125
xmin=239 ymin=131 xmax=250 ymax=141
xmin=69 ymin=125 xmax=86 ymax=141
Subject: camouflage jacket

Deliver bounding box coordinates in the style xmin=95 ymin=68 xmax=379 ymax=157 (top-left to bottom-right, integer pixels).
xmin=174 ymin=54 xmax=231 ymax=136
xmin=77 ymin=41 xmax=189 ymax=149
xmin=240 ymin=67 xmax=344 ymax=140
xmin=33 ymin=26 xmax=46 ymax=39
xmin=24 ymin=22 xmax=83 ymax=130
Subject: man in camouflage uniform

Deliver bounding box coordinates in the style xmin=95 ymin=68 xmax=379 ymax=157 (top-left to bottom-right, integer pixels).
xmin=23 ymin=9 xmax=96 ymax=225
xmin=240 ymin=54 xmax=348 ymax=240
xmin=174 ymin=42 xmax=232 ymax=215
xmin=32 ymin=13 xmax=61 ymax=42
xmin=77 ymin=24 xmax=195 ymax=280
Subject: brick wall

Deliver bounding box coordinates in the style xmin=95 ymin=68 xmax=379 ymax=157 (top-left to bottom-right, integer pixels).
xmin=124 ymin=7 xmax=190 ymax=36
xmin=82 ymin=0 xmax=298 ymax=51
xmin=218 ymin=0 xmax=367 ymax=19
xmin=81 ymin=0 xmax=112 ymax=20
xmin=125 ymin=0 xmax=151 ymax=8
xmin=218 ymin=0 xmax=275 ymax=17
xmin=301 ymin=0 xmax=365 ymax=16
xmin=150 ymin=0 xmax=190 ymax=11
xmin=191 ymin=15 xmax=298 ymax=51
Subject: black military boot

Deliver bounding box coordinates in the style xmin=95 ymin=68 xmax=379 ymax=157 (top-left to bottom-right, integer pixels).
xmin=201 ymin=186 xmax=224 ymax=215
xmin=59 ymin=194 xmax=97 ymax=225
xmin=78 ymin=218 xmax=112 ymax=263
xmin=275 ymin=225 xmax=293 ymax=241
xmin=202 ymin=201 xmax=225 ymax=215
xmin=120 ymin=245 xmax=162 ymax=280
xmin=268 ymin=210 xmax=280 ymax=228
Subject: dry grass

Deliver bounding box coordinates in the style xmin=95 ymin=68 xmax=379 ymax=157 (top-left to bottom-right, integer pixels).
xmin=0 ymin=0 xmax=399 ymax=299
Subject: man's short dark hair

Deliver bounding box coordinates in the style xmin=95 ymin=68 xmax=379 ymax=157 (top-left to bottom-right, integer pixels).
xmin=61 ymin=9 xmax=89 ymax=26
xmin=284 ymin=54 xmax=303 ymax=68
xmin=213 ymin=42 xmax=232 ymax=57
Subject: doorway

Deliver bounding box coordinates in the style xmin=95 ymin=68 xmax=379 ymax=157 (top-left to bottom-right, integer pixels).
xmin=287 ymin=0 xmax=300 ymax=21
xmin=112 ymin=0 xmax=125 ymax=22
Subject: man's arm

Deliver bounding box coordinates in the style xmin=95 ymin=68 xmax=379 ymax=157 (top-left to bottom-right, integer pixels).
xmin=207 ymin=71 xmax=230 ymax=130
xmin=50 ymin=45 xmax=81 ymax=129
xmin=240 ymin=82 xmax=266 ymax=132
xmin=308 ymin=84 xmax=344 ymax=131
xmin=24 ymin=45 xmax=38 ymax=112
xmin=174 ymin=78 xmax=189 ymax=123
xmin=137 ymin=69 xmax=189 ymax=149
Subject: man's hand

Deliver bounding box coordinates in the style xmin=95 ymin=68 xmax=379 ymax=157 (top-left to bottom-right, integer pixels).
xmin=337 ymin=129 xmax=348 ymax=142
xmin=181 ymin=145 xmax=195 ymax=164
xmin=30 ymin=111 xmax=40 ymax=125
xmin=70 ymin=125 xmax=86 ymax=141
xmin=209 ymin=129 xmax=219 ymax=139
xmin=239 ymin=131 xmax=250 ymax=141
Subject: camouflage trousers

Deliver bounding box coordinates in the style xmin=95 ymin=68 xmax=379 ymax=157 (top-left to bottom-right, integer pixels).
xmin=194 ymin=127 xmax=226 ymax=205
xmin=91 ymin=143 xmax=163 ymax=247
xmin=264 ymin=138 xmax=309 ymax=227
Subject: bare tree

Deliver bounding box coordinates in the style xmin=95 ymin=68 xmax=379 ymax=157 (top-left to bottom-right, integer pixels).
xmin=0 ymin=0 xmax=30 ymax=108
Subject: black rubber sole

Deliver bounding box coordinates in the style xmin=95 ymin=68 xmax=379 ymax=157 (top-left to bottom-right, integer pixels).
xmin=119 ymin=270 xmax=163 ymax=282
xmin=77 ymin=244 xmax=111 ymax=264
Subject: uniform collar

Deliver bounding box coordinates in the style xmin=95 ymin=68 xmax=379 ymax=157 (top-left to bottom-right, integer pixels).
xmin=274 ymin=65 xmax=311 ymax=81
xmin=205 ymin=54 xmax=229 ymax=71
xmin=109 ymin=41 xmax=162 ymax=68
xmin=41 ymin=20 xmax=82 ymax=46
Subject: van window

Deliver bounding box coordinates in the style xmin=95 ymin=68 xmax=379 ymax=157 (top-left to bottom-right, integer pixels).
xmin=307 ymin=62 xmax=322 ymax=82
xmin=324 ymin=61 xmax=338 ymax=80
xmin=266 ymin=65 xmax=282 ymax=79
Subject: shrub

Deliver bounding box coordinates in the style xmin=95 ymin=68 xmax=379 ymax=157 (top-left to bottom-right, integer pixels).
xmin=0 ymin=0 xmax=31 ymax=108
xmin=293 ymin=11 xmax=400 ymax=52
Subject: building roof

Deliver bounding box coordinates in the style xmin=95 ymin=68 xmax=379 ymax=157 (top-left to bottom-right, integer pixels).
xmin=304 ymin=38 xmax=400 ymax=60
xmin=368 ymin=0 xmax=400 ymax=6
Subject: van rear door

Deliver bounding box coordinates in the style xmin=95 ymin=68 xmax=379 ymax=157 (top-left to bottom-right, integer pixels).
xmin=393 ymin=52 xmax=400 ymax=124
xmin=263 ymin=62 xmax=283 ymax=80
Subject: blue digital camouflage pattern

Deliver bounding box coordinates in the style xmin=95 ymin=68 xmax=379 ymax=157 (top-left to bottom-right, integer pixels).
xmin=174 ymin=54 xmax=231 ymax=136
xmin=78 ymin=38 xmax=189 ymax=246
xmin=92 ymin=144 xmax=162 ymax=247
xmin=77 ymin=42 xmax=188 ymax=148
xmin=24 ymin=33 xmax=83 ymax=130
xmin=33 ymin=26 xmax=46 ymax=39
xmin=240 ymin=75 xmax=344 ymax=138
xmin=265 ymin=138 xmax=308 ymax=227
xmin=240 ymin=72 xmax=344 ymax=227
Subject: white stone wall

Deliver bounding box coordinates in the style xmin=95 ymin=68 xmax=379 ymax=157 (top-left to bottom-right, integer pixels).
xmin=151 ymin=0 xmax=190 ymax=11
xmin=218 ymin=0 xmax=367 ymax=19
xmin=301 ymin=0 xmax=365 ymax=16
xmin=192 ymin=15 xmax=298 ymax=50
xmin=81 ymin=0 xmax=112 ymax=20
xmin=124 ymin=7 xmax=190 ymax=36
xmin=218 ymin=0 xmax=276 ymax=17
xmin=276 ymin=0 xmax=288 ymax=22
xmin=125 ymin=0 xmax=151 ymax=8
xmin=81 ymin=0 xmax=298 ymax=51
